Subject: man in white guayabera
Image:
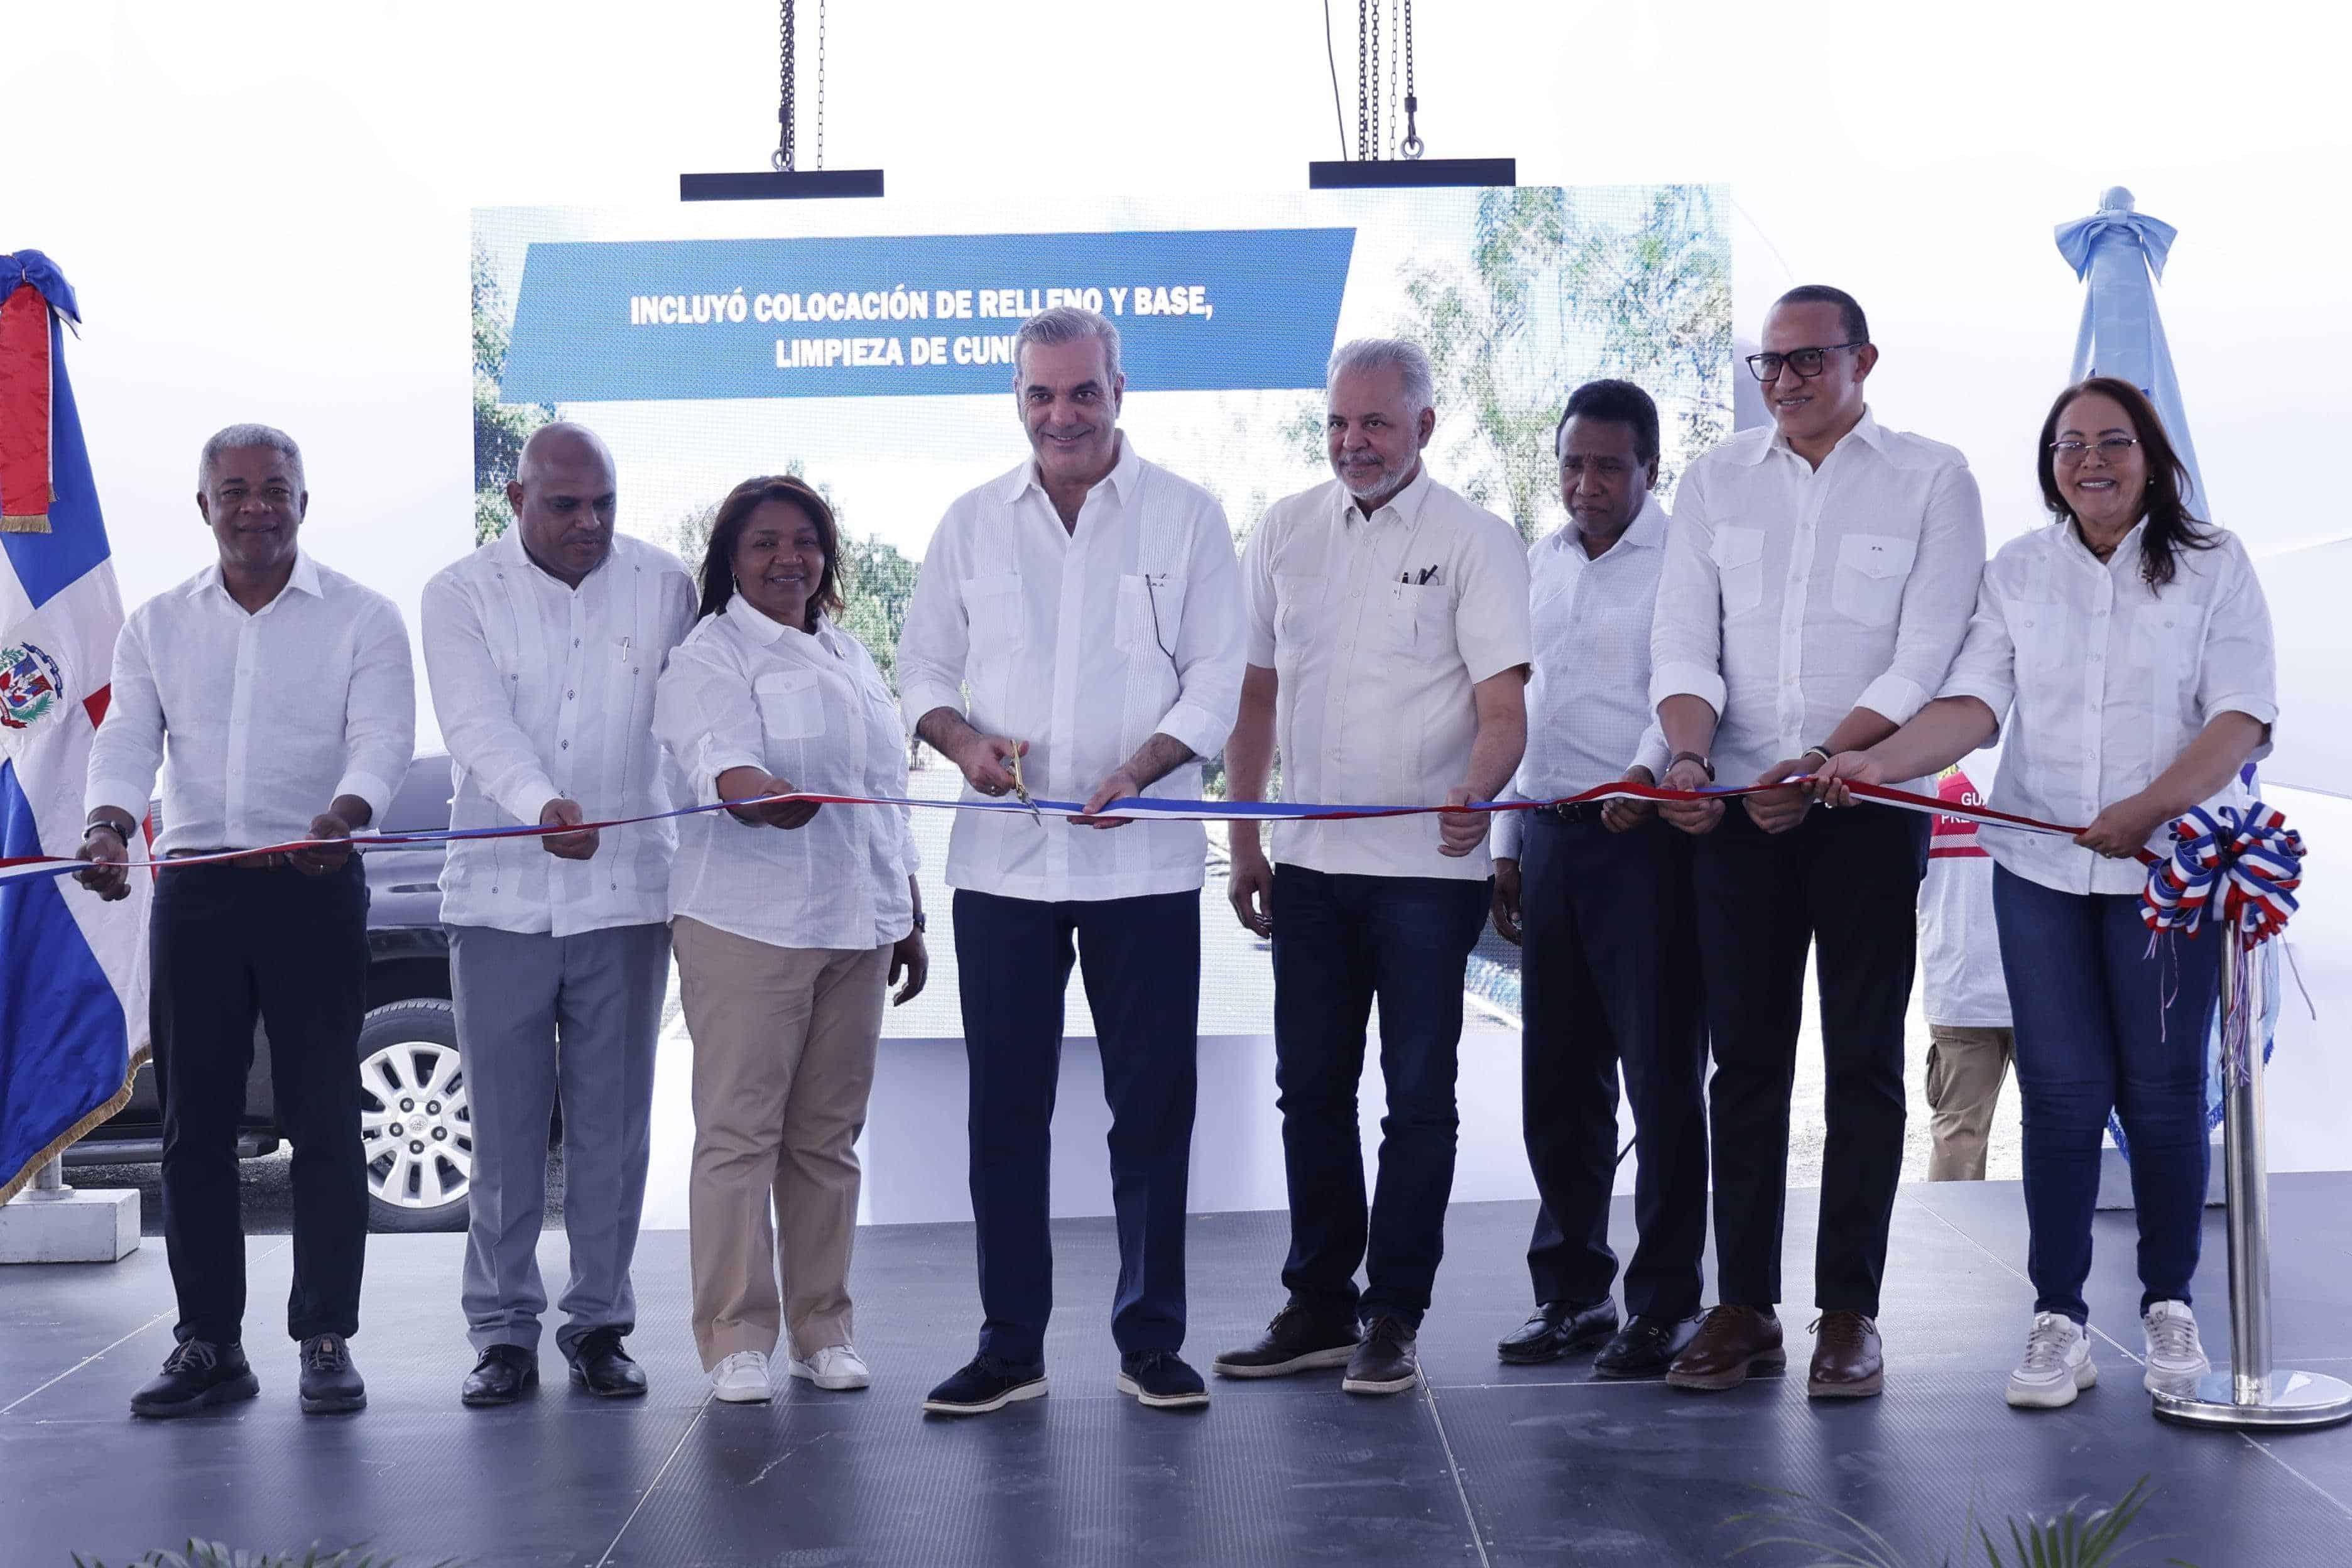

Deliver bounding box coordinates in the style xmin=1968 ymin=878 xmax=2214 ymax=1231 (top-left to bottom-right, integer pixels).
xmin=896 ymin=307 xmax=1246 ymax=1417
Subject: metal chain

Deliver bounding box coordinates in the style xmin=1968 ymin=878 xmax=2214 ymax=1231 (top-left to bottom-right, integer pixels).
xmin=1354 ymin=0 xmax=1369 ymax=160
xmin=1386 ymin=0 xmax=1398 ymax=158
xmin=773 ymin=0 xmax=797 ymax=172
xmin=1400 ymin=0 xmax=1422 ymax=159
xmin=1366 ymin=0 xmax=1379 ymax=158
xmin=816 ymin=0 xmax=826 ymax=170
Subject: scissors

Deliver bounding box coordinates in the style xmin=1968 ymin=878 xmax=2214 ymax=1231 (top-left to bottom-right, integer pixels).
xmin=1008 ymin=744 xmax=1043 ymax=821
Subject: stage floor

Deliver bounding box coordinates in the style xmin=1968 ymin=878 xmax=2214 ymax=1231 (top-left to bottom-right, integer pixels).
xmin=6 ymin=1178 xmax=2350 ymax=1567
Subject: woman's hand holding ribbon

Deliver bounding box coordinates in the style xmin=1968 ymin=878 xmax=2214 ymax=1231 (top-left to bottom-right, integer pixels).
xmin=2076 ymin=792 xmax=2170 ymax=861
xmin=717 ymin=766 xmax=821 ymax=830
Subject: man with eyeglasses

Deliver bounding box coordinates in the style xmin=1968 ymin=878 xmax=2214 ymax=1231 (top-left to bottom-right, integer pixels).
xmin=1649 ymin=285 xmax=1985 ymax=1400
xmin=1487 ymin=380 xmax=1709 ymax=1379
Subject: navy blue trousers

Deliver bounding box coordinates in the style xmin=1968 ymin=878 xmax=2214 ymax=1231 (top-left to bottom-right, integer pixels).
xmin=1518 ymin=816 xmax=1709 ymax=1320
xmin=1993 ymin=866 xmax=2217 ymax=1324
xmin=1271 ymin=864 xmax=1491 ymax=1327
xmin=954 ymin=887 xmax=1199 ymax=1364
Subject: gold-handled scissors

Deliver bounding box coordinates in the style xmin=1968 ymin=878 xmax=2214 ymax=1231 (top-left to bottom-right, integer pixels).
xmin=1008 ymin=744 xmax=1042 ymax=821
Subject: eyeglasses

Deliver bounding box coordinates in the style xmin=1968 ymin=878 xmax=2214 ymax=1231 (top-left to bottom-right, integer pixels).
xmin=2049 ymin=437 xmax=2142 ymax=465
xmin=1745 ymin=342 xmax=1867 ymax=383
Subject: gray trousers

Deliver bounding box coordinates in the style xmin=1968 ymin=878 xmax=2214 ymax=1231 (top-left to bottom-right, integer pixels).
xmin=450 ymin=922 xmax=670 ymax=1356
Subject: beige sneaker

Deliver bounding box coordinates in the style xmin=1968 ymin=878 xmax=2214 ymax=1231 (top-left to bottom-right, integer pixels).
xmin=788 ymin=1344 xmax=871 ymax=1391
xmin=711 ymin=1350 xmax=772 ymax=1403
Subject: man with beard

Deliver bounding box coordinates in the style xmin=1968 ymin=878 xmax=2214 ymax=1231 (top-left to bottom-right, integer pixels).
xmin=1216 ymin=338 xmax=1530 ymax=1396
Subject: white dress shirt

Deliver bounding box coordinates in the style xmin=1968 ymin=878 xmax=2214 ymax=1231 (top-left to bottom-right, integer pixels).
xmin=656 ymin=596 xmax=918 ymax=950
xmin=1936 ymin=520 xmax=2277 ymax=896
xmin=1242 ymin=467 xmax=1533 ymax=881
xmin=896 ymin=437 xmax=1246 ymax=902
xmin=1493 ymin=494 xmax=1674 ymax=861
xmin=422 ymin=529 xmax=698 ymax=937
xmin=1649 ymin=409 xmax=1986 ymax=784
xmin=87 ymin=552 xmax=415 ymax=855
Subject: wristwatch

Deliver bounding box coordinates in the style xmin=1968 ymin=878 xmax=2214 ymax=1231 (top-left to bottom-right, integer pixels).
xmin=1801 ymin=745 xmax=1834 ymax=768
xmin=82 ymin=820 xmax=127 ymax=844
xmin=911 ymin=911 xmax=927 ymax=934
xmin=1667 ymin=751 xmax=1715 ymax=783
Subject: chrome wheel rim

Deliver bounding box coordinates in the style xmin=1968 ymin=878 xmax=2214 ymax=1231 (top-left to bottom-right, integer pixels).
xmin=358 ymin=1037 xmax=472 ymax=1211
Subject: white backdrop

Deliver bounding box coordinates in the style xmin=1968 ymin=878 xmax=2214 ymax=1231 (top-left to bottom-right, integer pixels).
xmin=9 ymin=1 xmax=2346 ymax=1185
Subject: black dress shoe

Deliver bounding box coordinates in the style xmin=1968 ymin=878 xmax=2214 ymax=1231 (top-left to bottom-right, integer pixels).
xmin=1342 ymin=1316 xmax=1422 ymax=1396
xmin=462 ymin=1344 xmax=540 ymax=1407
xmin=298 ymin=1334 xmax=367 ymax=1414
xmin=1594 ymin=1313 xmax=1704 ymax=1379
xmin=1496 ymin=1298 xmax=1620 ymax=1365
xmin=1117 ymin=1350 xmax=1209 ymax=1410
xmin=130 ymin=1339 xmax=260 ymax=1420
xmin=1212 ymin=1302 xmax=1360 ymax=1379
xmin=923 ymin=1354 xmax=1048 ymax=1416
xmin=566 ymin=1328 xmax=648 ymax=1398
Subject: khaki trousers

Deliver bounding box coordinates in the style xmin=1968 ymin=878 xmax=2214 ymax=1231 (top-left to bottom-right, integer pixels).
xmin=1925 ymin=1024 xmax=2015 ymax=1182
xmin=674 ymin=916 xmax=888 ymax=1368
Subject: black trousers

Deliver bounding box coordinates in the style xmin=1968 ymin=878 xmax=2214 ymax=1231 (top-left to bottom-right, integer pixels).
xmin=151 ymin=859 xmax=370 ymax=1346
xmin=953 ymin=888 xmax=1199 ymax=1364
xmin=1688 ymin=802 xmax=1927 ymax=1317
xmin=1518 ymin=816 xmax=1709 ymax=1320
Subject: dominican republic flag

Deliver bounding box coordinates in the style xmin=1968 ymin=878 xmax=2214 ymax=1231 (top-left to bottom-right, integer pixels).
xmin=0 ymin=252 xmax=150 ymax=1204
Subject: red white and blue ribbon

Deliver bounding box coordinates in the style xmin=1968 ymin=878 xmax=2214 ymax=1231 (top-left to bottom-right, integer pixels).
xmin=0 ymin=773 xmax=2094 ymax=888
xmin=2139 ymin=801 xmax=2303 ymax=947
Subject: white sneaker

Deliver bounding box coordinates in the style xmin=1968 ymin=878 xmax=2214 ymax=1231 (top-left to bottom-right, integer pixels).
xmin=2142 ymin=1300 xmax=2209 ymax=1396
xmin=2005 ymin=1312 xmax=2097 ymax=1409
xmin=711 ymin=1350 xmax=772 ymax=1403
xmin=788 ymin=1344 xmax=871 ymax=1391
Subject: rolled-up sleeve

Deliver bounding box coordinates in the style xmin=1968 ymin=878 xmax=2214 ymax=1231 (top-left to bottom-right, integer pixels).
xmin=1648 ymin=465 xmax=1728 ymax=716
xmin=2196 ymin=542 xmax=2278 ymax=760
xmin=1155 ymin=501 xmax=1248 ymax=760
xmin=85 ymin=612 xmax=166 ymax=821
xmin=1934 ymin=573 xmax=2021 ymax=736
xmin=422 ymin=573 xmax=557 ymax=825
xmin=1454 ymin=516 xmax=1534 ymax=685
xmin=1630 ymin=721 xmax=1670 ymax=778
xmin=334 ymin=595 xmax=416 ymax=827
xmin=652 ymin=636 xmax=768 ymax=808
xmin=895 ymin=512 xmax=970 ymax=732
xmin=1856 ymin=462 xmax=1986 ymax=724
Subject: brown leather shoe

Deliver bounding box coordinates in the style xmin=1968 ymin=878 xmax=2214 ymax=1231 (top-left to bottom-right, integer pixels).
xmin=1663 ymin=1305 xmax=1785 ymax=1391
xmin=1807 ymin=1311 xmax=1883 ymax=1398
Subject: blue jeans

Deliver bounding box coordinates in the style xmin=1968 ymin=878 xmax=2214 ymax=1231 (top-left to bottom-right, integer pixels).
xmin=1993 ymin=865 xmax=2218 ymax=1324
xmin=1271 ymin=864 xmax=1491 ymax=1327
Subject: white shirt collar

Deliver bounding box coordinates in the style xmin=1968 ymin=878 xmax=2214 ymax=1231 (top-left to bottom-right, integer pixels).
xmin=725 ymin=591 xmax=827 ymax=645
xmin=1544 ymin=490 xmax=1667 ymax=558
xmin=1743 ymin=405 xmax=1889 ymax=467
xmin=1334 ymin=461 xmax=1434 ymax=527
xmin=190 ymin=548 xmax=324 ymax=604
xmin=496 ymin=522 xmax=619 ymax=588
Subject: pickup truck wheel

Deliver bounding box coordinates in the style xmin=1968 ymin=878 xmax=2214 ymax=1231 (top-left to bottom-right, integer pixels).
xmin=357 ymin=999 xmax=471 ymax=1233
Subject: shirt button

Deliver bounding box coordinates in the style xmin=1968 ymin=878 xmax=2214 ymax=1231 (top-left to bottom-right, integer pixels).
xmin=560 ymin=740 xmax=570 ymax=750
xmin=567 ymin=690 xmax=575 ymax=700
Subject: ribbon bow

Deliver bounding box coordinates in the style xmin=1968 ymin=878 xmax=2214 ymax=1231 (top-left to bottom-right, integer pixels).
xmin=2140 ymin=802 xmax=2303 ymax=947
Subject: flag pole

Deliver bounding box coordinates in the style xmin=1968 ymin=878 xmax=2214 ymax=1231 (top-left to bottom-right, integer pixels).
xmin=2153 ymin=920 xmax=2352 ymax=1427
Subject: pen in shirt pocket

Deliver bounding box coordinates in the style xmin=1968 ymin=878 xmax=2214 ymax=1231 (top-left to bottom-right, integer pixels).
xmin=616 ymin=635 xmax=633 ymax=664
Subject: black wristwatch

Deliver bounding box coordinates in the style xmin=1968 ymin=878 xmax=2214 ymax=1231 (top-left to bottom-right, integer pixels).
xmin=1667 ymin=751 xmax=1716 ymax=783
xmin=910 ymin=911 xmax=927 ymax=934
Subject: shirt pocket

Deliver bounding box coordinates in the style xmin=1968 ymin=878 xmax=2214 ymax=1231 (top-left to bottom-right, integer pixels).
xmin=1830 ymin=533 xmax=1917 ymax=628
xmin=1116 ymin=572 xmax=1187 ymax=665
xmin=1711 ymin=526 xmax=1768 ymax=618
xmin=1385 ymin=581 xmax=1456 ymax=656
xmin=754 ymin=670 xmax=827 ymax=744
xmin=963 ymin=574 xmax=1025 ymax=652
xmin=1272 ymin=572 xmax=1326 ymax=646
xmin=2004 ymin=601 xmax=2069 ymax=685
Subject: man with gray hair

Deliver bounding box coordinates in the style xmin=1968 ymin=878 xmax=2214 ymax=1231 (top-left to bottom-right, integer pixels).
xmin=80 ymin=424 xmax=415 ymax=1418
xmin=1215 ymin=339 xmax=1532 ymax=1396
xmin=896 ymin=307 xmax=1246 ymax=1416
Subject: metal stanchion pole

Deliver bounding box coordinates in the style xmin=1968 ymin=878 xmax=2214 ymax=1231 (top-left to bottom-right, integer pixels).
xmin=12 ymin=1155 xmax=72 ymax=1200
xmin=2154 ymin=922 xmax=2352 ymax=1428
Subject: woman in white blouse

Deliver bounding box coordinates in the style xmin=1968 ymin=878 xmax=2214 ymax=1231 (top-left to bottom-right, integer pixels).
xmin=654 ymin=474 xmax=928 ymax=1405
xmin=1810 ymin=378 xmax=2277 ymax=1414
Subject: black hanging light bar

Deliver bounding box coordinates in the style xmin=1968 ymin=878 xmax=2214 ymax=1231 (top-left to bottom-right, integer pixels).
xmin=1307 ymin=0 xmax=1513 ymax=189
xmin=681 ymin=0 xmax=883 ymax=200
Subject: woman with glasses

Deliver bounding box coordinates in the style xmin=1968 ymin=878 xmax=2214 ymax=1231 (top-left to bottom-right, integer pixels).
xmin=654 ymin=474 xmax=929 ymax=1403
xmin=1809 ymin=377 xmax=2277 ymax=1412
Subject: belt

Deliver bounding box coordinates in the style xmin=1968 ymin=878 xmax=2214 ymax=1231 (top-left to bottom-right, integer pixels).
xmin=1528 ymin=801 xmax=1606 ymax=825
xmin=167 ymin=849 xmax=297 ymax=870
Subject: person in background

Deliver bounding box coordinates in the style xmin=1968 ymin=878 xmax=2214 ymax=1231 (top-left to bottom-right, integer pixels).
xmin=1216 ymin=338 xmax=1530 ymax=1398
xmin=656 ymin=474 xmax=927 ymax=1405
xmin=423 ymin=422 xmax=697 ymax=1408
xmin=896 ymin=307 xmax=1246 ymax=1417
xmin=1810 ymin=376 xmax=2275 ymax=1411
xmin=1488 ymin=379 xmax=1709 ymax=1378
xmin=1919 ymin=753 xmax=2013 ymax=1182
xmin=1650 ymin=285 xmax=1986 ymax=1400
xmin=80 ymin=423 xmax=415 ymax=1419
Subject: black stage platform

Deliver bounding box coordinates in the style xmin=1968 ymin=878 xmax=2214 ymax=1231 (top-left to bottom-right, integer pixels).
xmin=6 ymin=1178 xmax=2350 ymax=1566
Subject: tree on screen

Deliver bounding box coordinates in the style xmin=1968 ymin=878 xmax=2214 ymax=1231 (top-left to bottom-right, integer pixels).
xmin=472 ymin=241 xmax=554 ymax=544
xmin=1398 ymin=186 xmax=1732 ymax=541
